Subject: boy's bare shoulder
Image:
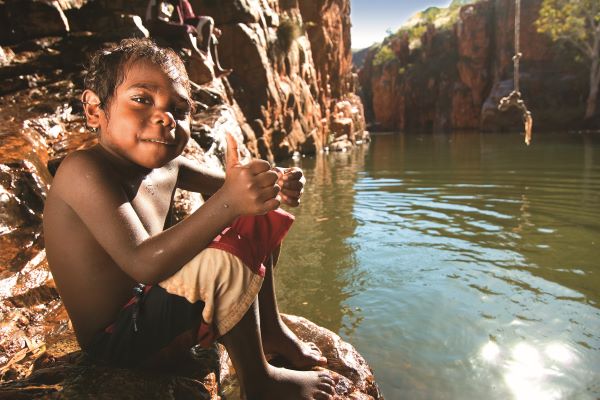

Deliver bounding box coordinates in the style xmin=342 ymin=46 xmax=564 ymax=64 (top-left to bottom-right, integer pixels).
xmin=50 ymin=148 xmax=119 ymax=201
xmin=57 ymin=147 xmax=100 ymax=171
xmin=54 ymin=148 xmax=100 ymax=180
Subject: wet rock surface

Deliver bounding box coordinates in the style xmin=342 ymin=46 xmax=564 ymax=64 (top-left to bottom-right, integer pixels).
xmin=0 ymin=0 xmax=376 ymax=397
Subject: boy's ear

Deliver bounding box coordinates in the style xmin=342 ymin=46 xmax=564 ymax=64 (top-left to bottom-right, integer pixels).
xmin=81 ymin=90 xmax=104 ymax=129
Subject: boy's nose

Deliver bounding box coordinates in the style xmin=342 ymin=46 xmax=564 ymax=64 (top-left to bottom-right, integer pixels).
xmin=154 ymin=110 xmax=176 ymax=129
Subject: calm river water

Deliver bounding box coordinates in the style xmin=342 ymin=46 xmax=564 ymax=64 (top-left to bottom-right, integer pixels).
xmin=276 ymin=132 xmax=600 ymax=400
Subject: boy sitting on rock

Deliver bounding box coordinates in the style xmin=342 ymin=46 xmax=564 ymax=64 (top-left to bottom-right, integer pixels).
xmin=43 ymin=38 xmax=335 ymax=400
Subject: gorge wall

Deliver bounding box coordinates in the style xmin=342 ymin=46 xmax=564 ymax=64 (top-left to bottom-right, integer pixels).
xmin=358 ymin=0 xmax=598 ymax=133
xmin=191 ymin=0 xmax=366 ymax=159
xmin=0 ymin=0 xmax=367 ymax=161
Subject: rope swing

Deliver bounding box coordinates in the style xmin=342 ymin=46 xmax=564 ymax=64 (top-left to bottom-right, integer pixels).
xmin=498 ymin=0 xmax=533 ymax=145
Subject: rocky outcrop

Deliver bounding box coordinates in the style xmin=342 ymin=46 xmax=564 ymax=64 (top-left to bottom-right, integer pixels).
xmin=192 ymin=0 xmax=367 ymax=160
xmin=0 ymin=0 xmax=367 ymax=159
xmin=358 ymin=0 xmax=597 ymax=132
xmin=0 ymin=315 xmax=382 ymax=399
xmin=0 ymin=0 xmax=376 ymax=397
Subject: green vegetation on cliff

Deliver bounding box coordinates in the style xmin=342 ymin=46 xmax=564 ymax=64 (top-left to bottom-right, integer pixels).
xmin=536 ymin=0 xmax=600 ymax=119
xmin=372 ymin=0 xmax=477 ymax=65
xmin=373 ymin=44 xmax=394 ymax=66
xmin=277 ymin=18 xmax=302 ymax=54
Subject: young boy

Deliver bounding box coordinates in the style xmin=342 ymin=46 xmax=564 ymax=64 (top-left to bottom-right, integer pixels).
xmin=43 ymin=38 xmax=335 ymax=400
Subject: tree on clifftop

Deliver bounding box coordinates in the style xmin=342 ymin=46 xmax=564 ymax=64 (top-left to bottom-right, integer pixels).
xmin=536 ymin=0 xmax=600 ymax=119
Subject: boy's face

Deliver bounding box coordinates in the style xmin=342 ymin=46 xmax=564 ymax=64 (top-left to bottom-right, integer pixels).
xmin=96 ymin=61 xmax=192 ymax=170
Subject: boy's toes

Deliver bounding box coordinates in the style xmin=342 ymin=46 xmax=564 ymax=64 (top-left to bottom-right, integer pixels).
xmin=305 ymin=342 xmax=328 ymax=366
xmin=317 ymin=381 xmax=335 ymax=394
xmin=317 ymin=372 xmax=336 ymax=396
xmin=314 ymin=391 xmax=333 ymax=400
xmin=317 ymin=372 xmax=335 ymax=386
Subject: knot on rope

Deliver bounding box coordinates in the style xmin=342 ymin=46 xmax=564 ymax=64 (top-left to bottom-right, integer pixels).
xmin=498 ymin=90 xmax=524 ymax=112
xmin=512 ymin=52 xmax=522 ymax=62
xmin=498 ymin=90 xmax=533 ymax=145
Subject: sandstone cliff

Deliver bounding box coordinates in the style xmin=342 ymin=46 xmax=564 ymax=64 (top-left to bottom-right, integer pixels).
xmin=358 ymin=0 xmax=598 ymax=133
xmin=0 ymin=0 xmax=376 ymax=398
xmin=0 ymin=0 xmax=367 ymax=159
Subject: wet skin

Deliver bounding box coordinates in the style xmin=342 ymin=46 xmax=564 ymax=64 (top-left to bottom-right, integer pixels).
xmin=43 ymin=61 xmax=332 ymax=398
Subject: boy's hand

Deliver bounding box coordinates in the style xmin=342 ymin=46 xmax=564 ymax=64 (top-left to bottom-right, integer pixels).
xmin=273 ymin=167 xmax=305 ymax=207
xmin=223 ymin=133 xmax=280 ymax=215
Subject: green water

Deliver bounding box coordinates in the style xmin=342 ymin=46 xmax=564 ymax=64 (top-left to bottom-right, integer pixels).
xmin=276 ymin=132 xmax=600 ymax=399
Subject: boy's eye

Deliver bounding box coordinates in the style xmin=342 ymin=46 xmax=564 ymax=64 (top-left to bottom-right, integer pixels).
xmin=131 ymin=96 xmax=151 ymax=105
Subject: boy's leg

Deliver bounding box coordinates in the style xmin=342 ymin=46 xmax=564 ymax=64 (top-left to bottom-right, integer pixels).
xmin=199 ymin=17 xmax=213 ymax=53
xmin=186 ymin=33 xmax=203 ymax=57
xmin=209 ymin=35 xmax=232 ymax=77
xmin=258 ymin=246 xmax=328 ymax=369
xmin=220 ymin=300 xmax=335 ymax=400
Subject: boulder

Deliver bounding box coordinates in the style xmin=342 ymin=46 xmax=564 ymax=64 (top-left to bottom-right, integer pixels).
xmin=280 ymin=315 xmax=382 ymax=399
xmin=331 ymin=117 xmax=354 ymax=142
xmin=2 ymin=1 xmax=70 ymax=44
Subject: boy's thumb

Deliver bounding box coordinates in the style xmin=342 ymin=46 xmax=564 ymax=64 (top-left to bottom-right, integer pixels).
xmin=225 ymin=133 xmax=240 ymax=171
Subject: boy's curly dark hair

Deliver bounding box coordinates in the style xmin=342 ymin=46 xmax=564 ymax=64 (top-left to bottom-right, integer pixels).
xmin=84 ymin=38 xmax=192 ymax=112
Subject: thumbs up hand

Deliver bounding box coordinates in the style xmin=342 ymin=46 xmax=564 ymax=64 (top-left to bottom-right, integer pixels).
xmin=221 ymin=133 xmax=281 ymax=216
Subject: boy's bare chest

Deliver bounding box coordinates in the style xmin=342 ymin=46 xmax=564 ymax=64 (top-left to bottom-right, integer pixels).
xmin=123 ymin=168 xmax=178 ymax=235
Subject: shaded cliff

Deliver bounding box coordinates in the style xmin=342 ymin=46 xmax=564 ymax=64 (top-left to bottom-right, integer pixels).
xmin=358 ymin=0 xmax=598 ymax=133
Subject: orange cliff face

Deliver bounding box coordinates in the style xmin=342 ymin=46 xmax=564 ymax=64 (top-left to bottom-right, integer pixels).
xmin=195 ymin=0 xmax=367 ymax=160
xmin=357 ymin=0 xmax=592 ymax=133
xmin=0 ymin=0 xmax=367 ymax=161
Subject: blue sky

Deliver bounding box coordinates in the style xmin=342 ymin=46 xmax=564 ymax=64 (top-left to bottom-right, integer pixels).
xmin=351 ymin=0 xmax=452 ymax=49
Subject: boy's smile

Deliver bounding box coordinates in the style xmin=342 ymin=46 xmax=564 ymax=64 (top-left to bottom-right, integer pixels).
xmin=95 ymin=61 xmax=192 ymax=170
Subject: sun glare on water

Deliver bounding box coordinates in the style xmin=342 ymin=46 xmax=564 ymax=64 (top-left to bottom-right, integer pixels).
xmin=479 ymin=339 xmax=579 ymax=400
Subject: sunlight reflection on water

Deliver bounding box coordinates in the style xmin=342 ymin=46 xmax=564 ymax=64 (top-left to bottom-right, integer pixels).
xmin=478 ymin=339 xmax=581 ymax=400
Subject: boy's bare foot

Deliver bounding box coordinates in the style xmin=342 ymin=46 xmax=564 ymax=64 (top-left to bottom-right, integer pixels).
xmin=248 ymin=366 xmax=335 ymax=400
xmin=263 ymin=321 xmax=328 ymax=369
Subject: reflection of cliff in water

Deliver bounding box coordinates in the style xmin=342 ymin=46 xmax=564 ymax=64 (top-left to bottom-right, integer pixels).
xmin=276 ymin=147 xmax=367 ymax=335
xmin=364 ymin=132 xmax=600 ymax=307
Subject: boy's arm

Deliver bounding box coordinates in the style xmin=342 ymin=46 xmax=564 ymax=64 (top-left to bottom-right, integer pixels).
xmin=53 ymin=136 xmax=279 ymax=284
xmin=177 ymin=156 xmax=225 ymax=196
xmin=177 ymin=157 xmax=306 ymax=206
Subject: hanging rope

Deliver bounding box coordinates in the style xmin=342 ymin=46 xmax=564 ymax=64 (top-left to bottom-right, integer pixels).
xmin=498 ymin=0 xmax=533 ymax=145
